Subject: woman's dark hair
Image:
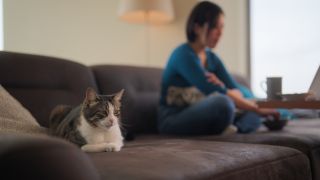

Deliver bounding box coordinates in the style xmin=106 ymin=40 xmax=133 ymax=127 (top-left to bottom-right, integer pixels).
xmin=186 ymin=1 xmax=224 ymax=42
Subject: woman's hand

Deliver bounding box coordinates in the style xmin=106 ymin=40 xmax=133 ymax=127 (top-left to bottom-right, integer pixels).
xmin=255 ymin=108 xmax=280 ymax=119
xmin=206 ymin=72 xmax=225 ymax=87
xmin=227 ymin=89 xmax=280 ymax=119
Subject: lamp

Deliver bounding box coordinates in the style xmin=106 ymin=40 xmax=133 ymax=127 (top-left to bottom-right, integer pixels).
xmin=118 ymin=0 xmax=174 ymax=66
xmin=118 ymin=0 xmax=175 ymax=25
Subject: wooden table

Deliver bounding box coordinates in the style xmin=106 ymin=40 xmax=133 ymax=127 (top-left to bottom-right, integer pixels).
xmin=257 ymin=100 xmax=320 ymax=109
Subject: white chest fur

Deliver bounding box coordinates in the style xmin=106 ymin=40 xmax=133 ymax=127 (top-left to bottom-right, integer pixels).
xmin=78 ymin=115 xmax=124 ymax=152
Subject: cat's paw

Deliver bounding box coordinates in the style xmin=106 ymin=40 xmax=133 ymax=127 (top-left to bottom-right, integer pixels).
xmin=81 ymin=143 xmax=108 ymax=153
xmin=105 ymin=143 xmax=121 ymax=152
xmin=81 ymin=145 xmax=92 ymax=152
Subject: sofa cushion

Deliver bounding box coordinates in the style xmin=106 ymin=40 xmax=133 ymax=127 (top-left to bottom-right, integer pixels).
xmin=0 ymin=51 xmax=98 ymax=127
xmin=91 ymin=65 xmax=162 ymax=134
xmin=195 ymin=119 xmax=320 ymax=180
xmin=0 ymin=85 xmax=46 ymax=135
xmin=89 ymin=138 xmax=311 ymax=180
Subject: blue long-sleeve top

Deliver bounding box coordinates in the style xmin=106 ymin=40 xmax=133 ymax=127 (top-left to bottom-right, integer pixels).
xmin=160 ymin=43 xmax=239 ymax=105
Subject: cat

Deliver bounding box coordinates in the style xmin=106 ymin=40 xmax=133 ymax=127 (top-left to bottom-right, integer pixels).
xmin=166 ymin=86 xmax=238 ymax=134
xmin=49 ymin=87 xmax=124 ymax=153
xmin=166 ymin=86 xmax=205 ymax=106
xmin=166 ymin=86 xmax=219 ymax=106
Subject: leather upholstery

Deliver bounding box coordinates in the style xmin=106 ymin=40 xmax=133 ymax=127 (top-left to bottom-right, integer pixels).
xmin=92 ymin=65 xmax=162 ymax=134
xmin=92 ymin=63 xmax=320 ymax=180
xmin=0 ymin=51 xmax=319 ymax=180
xmin=0 ymin=51 xmax=98 ymax=127
xmin=196 ymin=120 xmax=320 ymax=180
xmin=0 ymin=133 xmax=100 ymax=180
xmin=90 ymin=138 xmax=311 ymax=180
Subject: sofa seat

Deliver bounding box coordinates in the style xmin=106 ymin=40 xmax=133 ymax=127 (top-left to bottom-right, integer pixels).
xmin=89 ymin=138 xmax=311 ymax=180
xmin=91 ymin=64 xmax=320 ymax=179
xmin=194 ymin=119 xmax=320 ymax=180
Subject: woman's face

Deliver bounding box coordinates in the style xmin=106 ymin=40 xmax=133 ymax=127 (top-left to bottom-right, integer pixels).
xmin=206 ymin=14 xmax=224 ymax=48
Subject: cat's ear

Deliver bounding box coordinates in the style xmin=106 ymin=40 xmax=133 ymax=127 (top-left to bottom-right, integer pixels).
xmin=85 ymin=87 xmax=98 ymax=105
xmin=113 ymin=89 xmax=124 ymax=104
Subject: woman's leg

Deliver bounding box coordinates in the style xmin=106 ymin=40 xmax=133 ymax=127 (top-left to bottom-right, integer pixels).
xmin=158 ymin=95 xmax=235 ymax=135
xmin=234 ymin=111 xmax=262 ymax=133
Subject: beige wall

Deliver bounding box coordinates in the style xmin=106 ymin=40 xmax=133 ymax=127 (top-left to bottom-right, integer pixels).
xmin=210 ymin=0 xmax=249 ymax=77
xmin=4 ymin=0 xmax=248 ymax=76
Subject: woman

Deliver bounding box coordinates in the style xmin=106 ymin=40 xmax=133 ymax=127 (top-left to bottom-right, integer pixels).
xmin=158 ymin=1 xmax=278 ymax=135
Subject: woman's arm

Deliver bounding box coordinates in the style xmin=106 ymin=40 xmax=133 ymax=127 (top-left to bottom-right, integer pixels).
xmin=227 ymin=89 xmax=258 ymax=111
xmin=205 ymin=71 xmax=225 ymax=87
xmin=174 ymin=52 xmax=227 ymax=95
xmin=227 ymin=89 xmax=279 ymax=118
xmin=208 ymin=52 xmax=238 ymax=89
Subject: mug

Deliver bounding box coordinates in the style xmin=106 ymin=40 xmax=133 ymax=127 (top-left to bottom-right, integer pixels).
xmin=261 ymin=77 xmax=282 ymax=100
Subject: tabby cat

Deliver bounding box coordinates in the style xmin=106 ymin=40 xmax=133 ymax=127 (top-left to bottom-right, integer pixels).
xmin=49 ymin=88 xmax=124 ymax=152
xmin=166 ymin=86 xmax=218 ymax=106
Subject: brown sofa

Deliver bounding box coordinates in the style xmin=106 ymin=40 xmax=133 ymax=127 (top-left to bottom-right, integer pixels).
xmin=1 ymin=51 xmax=319 ymax=180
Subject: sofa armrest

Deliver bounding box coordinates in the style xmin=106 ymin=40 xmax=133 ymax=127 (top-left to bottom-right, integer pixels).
xmin=0 ymin=133 xmax=100 ymax=180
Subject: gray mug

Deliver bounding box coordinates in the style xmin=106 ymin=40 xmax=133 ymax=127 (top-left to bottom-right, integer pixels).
xmin=261 ymin=77 xmax=282 ymax=100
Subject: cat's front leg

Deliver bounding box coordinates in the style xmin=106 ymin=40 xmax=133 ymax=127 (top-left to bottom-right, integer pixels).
xmin=81 ymin=143 xmax=108 ymax=153
xmin=105 ymin=142 xmax=123 ymax=152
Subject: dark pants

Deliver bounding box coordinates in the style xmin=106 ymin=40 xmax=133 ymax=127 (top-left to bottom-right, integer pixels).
xmin=158 ymin=94 xmax=261 ymax=135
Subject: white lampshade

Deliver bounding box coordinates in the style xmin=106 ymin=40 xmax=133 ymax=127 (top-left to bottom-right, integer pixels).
xmin=118 ymin=0 xmax=175 ymax=24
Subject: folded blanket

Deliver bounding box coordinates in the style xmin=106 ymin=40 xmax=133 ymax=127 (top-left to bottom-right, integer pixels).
xmin=0 ymin=117 xmax=48 ymax=135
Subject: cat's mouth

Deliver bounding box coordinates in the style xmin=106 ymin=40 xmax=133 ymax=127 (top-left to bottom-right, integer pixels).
xmin=105 ymin=124 xmax=113 ymax=128
xmin=101 ymin=122 xmax=114 ymax=129
xmin=97 ymin=124 xmax=112 ymax=130
xmin=96 ymin=119 xmax=115 ymax=129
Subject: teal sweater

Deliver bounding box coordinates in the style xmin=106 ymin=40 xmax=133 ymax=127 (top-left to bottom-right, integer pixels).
xmin=160 ymin=43 xmax=240 ymax=105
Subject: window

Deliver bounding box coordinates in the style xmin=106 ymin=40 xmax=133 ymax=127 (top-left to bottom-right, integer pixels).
xmin=250 ymin=0 xmax=320 ymax=98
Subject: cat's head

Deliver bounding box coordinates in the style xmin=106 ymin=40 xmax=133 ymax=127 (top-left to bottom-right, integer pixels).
xmin=81 ymin=87 xmax=124 ymax=130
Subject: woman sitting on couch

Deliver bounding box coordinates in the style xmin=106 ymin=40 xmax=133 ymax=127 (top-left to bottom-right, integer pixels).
xmin=158 ymin=1 xmax=279 ymax=135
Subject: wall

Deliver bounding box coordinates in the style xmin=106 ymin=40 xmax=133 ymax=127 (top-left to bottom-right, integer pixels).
xmin=3 ymin=0 xmax=248 ymax=76
xmin=210 ymin=0 xmax=249 ymax=77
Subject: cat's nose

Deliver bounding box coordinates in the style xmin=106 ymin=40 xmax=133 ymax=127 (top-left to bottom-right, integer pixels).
xmin=109 ymin=119 xmax=114 ymax=125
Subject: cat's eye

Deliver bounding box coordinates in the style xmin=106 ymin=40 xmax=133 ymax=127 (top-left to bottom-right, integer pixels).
xmin=94 ymin=113 xmax=106 ymax=119
xmin=114 ymin=110 xmax=120 ymax=117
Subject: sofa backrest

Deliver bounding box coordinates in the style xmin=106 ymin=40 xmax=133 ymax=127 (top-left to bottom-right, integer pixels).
xmin=0 ymin=51 xmax=98 ymax=127
xmin=0 ymin=51 xmax=250 ymax=134
xmin=91 ymin=65 xmax=162 ymax=134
